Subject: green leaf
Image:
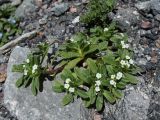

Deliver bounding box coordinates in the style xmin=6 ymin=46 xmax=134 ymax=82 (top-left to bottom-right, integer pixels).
xmin=59 ymin=51 xmax=80 ymax=59
xmin=86 ymin=58 xmax=98 ymax=73
xmin=102 ymin=50 xmax=115 ymax=65
xmin=31 ymin=80 xmax=37 ymax=96
xmin=15 ymin=77 xmax=24 ymax=87
xmin=84 ymin=100 xmax=91 ymax=108
xmin=96 ymin=95 xmax=103 ymax=111
xmin=65 ymin=57 xmax=82 ymax=69
xmin=112 ymin=88 xmax=123 ymax=99
xmin=62 ymin=93 xmax=73 ymax=106
xmin=35 ymin=77 xmax=40 ymax=90
xmin=103 ymin=90 xmax=115 ymax=103
xmin=52 ymin=81 xmax=64 ymax=93
xmin=84 ymin=44 xmax=98 ymax=55
xmin=76 ymin=89 xmax=88 ymax=99
xmin=61 ymin=69 xmax=74 ymax=80
xmin=116 ymin=82 xmax=126 ymax=89
xmin=106 ymin=65 xmax=115 ymax=75
xmin=12 ymin=64 xmax=24 ymax=72
xmin=74 ymin=67 xmax=91 ymax=84
xmin=124 ymin=73 xmax=138 ymax=84
xmin=88 ymin=86 xmax=96 ymax=104
xmin=97 ymin=41 xmax=108 ymax=51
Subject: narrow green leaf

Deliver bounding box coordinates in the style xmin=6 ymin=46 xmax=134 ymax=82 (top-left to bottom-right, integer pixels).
xmin=102 ymin=50 xmax=115 ymax=65
xmin=96 ymin=95 xmax=103 ymax=111
xmin=12 ymin=64 xmax=24 ymax=72
xmin=15 ymin=77 xmax=24 ymax=88
xmin=52 ymin=81 xmax=64 ymax=93
xmin=59 ymin=51 xmax=80 ymax=59
xmin=35 ymin=77 xmax=40 ymax=90
xmin=65 ymin=57 xmax=82 ymax=69
xmin=76 ymin=89 xmax=88 ymax=99
xmin=116 ymin=82 xmax=126 ymax=89
xmin=86 ymin=58 xmax=97 ymax=73
xmin=88 ymin=86 xmax=96 ymax=104
xmin=31 ymin=80 xmax=37 ymax=96
xmin=103 ymin=90 xmax=115 ymax=103
xmin=124 ymin=73 xmax=138 ymax=84
xmin=84 ymin=100 xmax=91 ymax=108
xmin=112 ymin=88 xmax=123 ymax=99
xmin=74 ymin=67 xmax=91 ymax=84
xmin=62 ymin=94 xmax=73 ymax=106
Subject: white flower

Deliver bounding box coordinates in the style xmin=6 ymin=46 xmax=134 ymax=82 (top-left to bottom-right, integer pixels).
xmin=122 ymin=44 xmax=129 ymax=49
xmin=120 ymin=60 xmax=126 ymax=66
xmin=66 ymin=78 xmax=71 ymax=83
xmin=110 ymin=80 xmax=116 ymax=87
xmin=95 ymin=80 xmax=101 ymax=86
xmin=69 ymin=87 xmax=75 ymax=93
xmin=125 ymin=55 xmax=130 ymax=60
xmin=26 ymin=59 xmax=30 ymax=63
xmin=32 ymin=64 xmax=38 ymax=74
xmin=24 ymin=69 xmax=28 ymax=76
xmin=104 ymin=28 xmax=109 ymax=32
xmin=96 ymin=73 xmax=102 ymax=79
xmin=95 ymin=86 xmax=100 ymax=92
xmin=64 ymin=84 xmax=70 ymax=89
xmin=87 ymin=41 xmax=90 ymax=44
xmin=79 ymin=85 xmax=84 ymax=88
xmin=125 ymin=44 xmax=129 ymax=48
xmin=32 ymin=69 xmax=36 ymax=74
xmin=120 ymin=33 xmax=124 ymax=37
xmin=111 ymin=75 xmax=116 ymax=79
xmin=121 ymin=41 xmax=125 ymax=45
xmin=70 ymin=38 xmax=74 ymax=42
xmin=129 ymin=59 xmax=134 ymax=65
xmin=116 ymin=72 xmax=123 ymax=80
xmin=33 ymin=64 xmax=38 ymax=70
xmin=126 ymin=61 xmax=130 ymax=68
xmin=23 ymin=65 xmax=25 ymax=68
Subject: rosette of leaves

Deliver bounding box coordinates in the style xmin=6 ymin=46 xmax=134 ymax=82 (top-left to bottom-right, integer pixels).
xmin=12 ymin=42 xmax=49 ymax=95
xmin=56 ymin=23 xmax=116 ymax=70
xmin=53 ymin=52 xmax=140 ymax=111
xmin=80 ymin=0 xmax=116 ymax=26
xmin=53 ymin=27 xmax=141 ymax=111
xmin=0 ymin=3 xmax=22 ymax=46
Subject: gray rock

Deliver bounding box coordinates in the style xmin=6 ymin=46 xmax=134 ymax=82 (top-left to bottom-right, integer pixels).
xmin=4 ymin=46 xmax=89 ymax=120
xmin=39 ymin=17 xmax=47 ymax=25
xmin=112 ymin=8 xmax=140 ymax=32
xmin=51 ymin=3 xmax=69 ymax=16
xmin=155 ymin=14 xmax=160 ymax=21
xmin=135 ymin=1 xmax=151 ymax=12
xmin=0 ymin=54 xmax=8 ymax=63
xmin=72 ymin=16 xmax=80 ymax=24
xmin=151 ymin=0 xmax=160 ymax=15
xmin=103 ymin=77 xmax=151 ymax=120
xmin=15 ymin=0 xmax=36 ymax=18
xmin=11 ymin=0 xmax=22 ymax=6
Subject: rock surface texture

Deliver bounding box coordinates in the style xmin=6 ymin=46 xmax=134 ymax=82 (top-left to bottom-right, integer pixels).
xmin=3 ymin=46 xmax=89 ymax=120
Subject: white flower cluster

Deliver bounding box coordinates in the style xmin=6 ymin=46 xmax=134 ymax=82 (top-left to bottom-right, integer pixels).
xmin=23 ymin=58 xmax=39 ymax=75
xmin=110 ymin=72 xmax=123 ymax=87
xmin=23 ymin=59 xmax=30 ymax=75
xmin=95 ymin=73 xmax=102 ymax=92
xmin=26 ymin=59 xmax=30 ymax=63
xmin=120 ymin=55 xmax=134 ymax=68
xmin=121 ymin=41 xmax=129 ymax=49
xmin=104 ymin=28 xmax=109 ymax=32
xmin=70 ymin=38 xmax=75 ymax=42
xmin=32 ymin=64 xmax=38 ymax=74
xmin=64 ymin=78 xmax=75 ymax=93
